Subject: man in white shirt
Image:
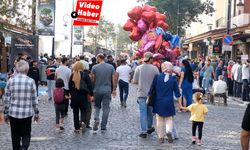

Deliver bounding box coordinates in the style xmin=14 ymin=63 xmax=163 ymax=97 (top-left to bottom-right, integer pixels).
xmin=80 ymin=55 xmax=90 ymax=71
xmin=116 ymin=59 xmax=132 ymax=108
xmin=232 ymin=59 xmax=242 ymax=97
xmin=211 ymin=75 xmax=227 ymax=105
xmin=55 ymin=57 xmax=71 ymax=115
xmin=242 ymin=60 xmax=250 ymax=102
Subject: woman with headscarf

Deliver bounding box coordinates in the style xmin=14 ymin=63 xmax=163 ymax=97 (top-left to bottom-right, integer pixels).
xmin=69 ymin=62 xmax=93 ymax=132
xmin=179 ymin=59 xmax=194 ymax=108
xmin=149 ymin=61 xmax=181 ymax=144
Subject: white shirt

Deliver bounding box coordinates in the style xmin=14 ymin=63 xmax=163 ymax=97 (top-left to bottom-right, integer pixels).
xmin=116 ymin=65 xmax=132 ymax=83
xmin=213 ymin=80 xmax=227 ymax=94
xmin=192 ymin=79 xmax=200 ymax=90
xmin=232 ymin=63 xmax=240 ymax=80
xmin=55 ymin=65 xmax=71 ymax=90
xmin=242 ymin=64 xmax=250 ymax=80
xmin=80 ymin=60 xmax=90 ymax=70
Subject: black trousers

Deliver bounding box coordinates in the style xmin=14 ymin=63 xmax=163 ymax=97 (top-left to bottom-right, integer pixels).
xmin=242 ymin=79 xmax=250 ymax=102
xmin=199 ymin=76 xmax=203 ymax=87
xmin=81 ymin=103 xmax=92 ymax=127
xmin=227 ymin=78 xmax=233 ymax=96
xmin=9 ymin=116 xmax=32 ymax=150
xmin=192 ymin=121 xmax=204 ymax=140
xmin=234 ymin=81 xmax=242 ymax=98
xmin=64 ymin=90 xmax=70 ymax=115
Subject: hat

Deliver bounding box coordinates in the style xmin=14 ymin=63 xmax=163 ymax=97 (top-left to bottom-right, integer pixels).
xmin=143 ymin=52 xmax=153 ymax=62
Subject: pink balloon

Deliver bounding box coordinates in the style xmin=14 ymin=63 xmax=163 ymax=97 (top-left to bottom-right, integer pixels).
xmin=153 ymin=53 xmax=165 ymax=59
xmin=143 ymin=41 xmax=155 ymax=52
xmin=137 ymin=19 xmax=148 ymax=33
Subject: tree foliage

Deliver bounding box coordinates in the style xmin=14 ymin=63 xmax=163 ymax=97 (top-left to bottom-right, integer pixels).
xmin=137 ymin=0 xmax=215 ymax=35
xmin=87 ymin=16 xmax=116 ymax=49
xmin=116 ymin=24 xmax=132 ymax=51
xmin=0 ymin=0 xmax=33 ymax=29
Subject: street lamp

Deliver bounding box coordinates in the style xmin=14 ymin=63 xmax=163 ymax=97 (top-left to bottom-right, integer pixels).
xmin=236 ymin=0 xmax=244 ymax=15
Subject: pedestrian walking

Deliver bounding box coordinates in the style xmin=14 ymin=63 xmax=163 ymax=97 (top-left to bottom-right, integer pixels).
xmin=149 ymin=61 xmax=181 ymax=143
xmin=241 ymin=104 xmax=250 ymax=150
xmin=80 ymin=55 xmax=90 ymax=71
xmin=55 ymin=57 xmax=71 ymax=116
xmin=53 ymin=79 xmax=69 ymax=131
xmin=107 ymin=55 xmax=117 ymax=70
xmin=116 ymin=59 xmax=132 ymax=108
xmin=69 ymin=62 xmax=93 ymax=132
xmin=179 ymin=59 xmax=194 ymax=108
xmin=242 ymin=60 xmax=250 ymax=102
xmin=91 ymin=54 xmax=117 ymax=132
xmin=232 ymin=59 xmax=242 ymax=97
xmin=133 ymin=52 xmax=159 ymax=138
xmin=181 ymin=92 xmax=208 ymax=146
xmin=4 ymin=60 xmax=39 ymax=150
xmin=46 ymin=58 xmax=57 ymax=101
xmin=202 ymin=60 xmax=215 ymax=94
xmin=28 ymin=60 xmax=40 ymax=96
xmin=89 ymin=57 xmax=97 ymax=71
xmin=227 ymin=60 xmax=234 ymax=96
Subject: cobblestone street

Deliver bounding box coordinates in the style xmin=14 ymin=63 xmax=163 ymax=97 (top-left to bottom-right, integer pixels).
xmin=0 ymin=85 xmax=248 ymax=150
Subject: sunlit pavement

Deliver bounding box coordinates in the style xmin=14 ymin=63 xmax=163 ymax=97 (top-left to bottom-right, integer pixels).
xmin=0 ymin=85 xmax=247 ymax=150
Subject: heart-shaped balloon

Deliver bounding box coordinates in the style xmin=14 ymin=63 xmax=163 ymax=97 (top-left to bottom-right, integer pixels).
xmin=143 ymin=41 xmax=155 ymax=52
xmin=162 ymin=41 xmax=171 ymax=49
xmin=155 ymin=12 xmax=167 ymax=21
xmin=123 ymin=19 xmax=136 ymax=31
xmin=142 ymin=4 xmax=157 ymax=12
xmin=157 ymin=20 xmax=169 ymax=30
xmin=137 ymin=19 xmax=148 ymax=33
xmin=154 ymin=33 xmax=162 ymax=50
xmin=128 ymin=6 xmax=143 ymax=21
xmin=142 ymin=11 xmax=156 ymax=24
xmin=129 ymin=27 xmax=142 ymax=41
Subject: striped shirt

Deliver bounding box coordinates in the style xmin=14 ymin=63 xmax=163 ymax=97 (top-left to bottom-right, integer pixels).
xmin=4 ymin=74 xmax=39 ymax=119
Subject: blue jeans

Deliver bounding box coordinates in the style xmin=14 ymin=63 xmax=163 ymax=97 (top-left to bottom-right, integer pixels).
xmin=137 ymin=97 xmax=153 ymax=133
xmin=47 ymin=80 xmax=55 ymax=98
xmin=202 ymin=77 xmax=212 ymax=92
xmin=118 ymin=80 xmax=129 ymax=103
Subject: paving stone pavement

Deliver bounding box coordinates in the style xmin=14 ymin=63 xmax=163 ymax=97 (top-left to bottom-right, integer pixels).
xmin=0 ymin=85 xmax=248 ymax=150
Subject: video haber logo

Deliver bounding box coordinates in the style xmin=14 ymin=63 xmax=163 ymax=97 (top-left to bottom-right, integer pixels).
xmin=71 ymin=0 xmax=103 ymax=26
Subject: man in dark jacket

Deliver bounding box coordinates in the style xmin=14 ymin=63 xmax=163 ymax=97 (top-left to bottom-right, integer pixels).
xmin=28 ymin=60 xmax=40 ymax=96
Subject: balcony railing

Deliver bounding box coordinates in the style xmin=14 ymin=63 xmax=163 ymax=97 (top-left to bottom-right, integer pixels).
xmin=231 ymin=13 xmax=250 ymax=28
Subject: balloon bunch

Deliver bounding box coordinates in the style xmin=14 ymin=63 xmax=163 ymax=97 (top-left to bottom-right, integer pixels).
xmin=123 ymin=4 xmax=182 ymax=63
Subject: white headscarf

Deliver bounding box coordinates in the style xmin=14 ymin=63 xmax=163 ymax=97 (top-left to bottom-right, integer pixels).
xmin=161 ymin=61 xmax=173 ymax=82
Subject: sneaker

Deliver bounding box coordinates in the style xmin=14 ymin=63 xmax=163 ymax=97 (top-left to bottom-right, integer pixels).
xmin=93 ymin=121 xmax=99 ymax=131
xmin=74 ymin=129 xmax=80 ymax=133
xmin=191 ymin=136 xmax=196 ymax=144
xmin=166 ymin=132 xmax=173 ymax=143
xmin=147 ymin=127 xmax=155 ymax=134
xmin=197 ymin=139 xmax=202 ymax=146
xmin=86 ymin=125 xmax=92 ymax=130
xmin=158 ymin=138 xmax=164 ymax=144
xmin=48 ymin=97 xmax=52 ymax=101
xmin=138 ymin=133 xmax=147 ymax=138
xmin=101 ymin=127 xmax=107 ymax=133
xmin=81 ymin=122 xmax=86 ymax=132
xmin=122 ymin=101 xmax=127 ymax=108
xmin=59 ymin=126 xmax=65 ymax=130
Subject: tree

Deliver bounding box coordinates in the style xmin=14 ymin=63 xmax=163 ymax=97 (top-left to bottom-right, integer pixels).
xmin=137 ymin=0 xmax=215 ymax=35
xmin=0 ymin=0 xmax=33 ymax=30
xmin=87 ymin=16 xmax=116 ymax=49
xmin=116 ymin=24 xmax=132 ymax=51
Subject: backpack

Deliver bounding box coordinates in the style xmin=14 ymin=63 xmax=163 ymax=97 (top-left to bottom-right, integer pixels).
xmin=53 ymin=88 xmax=64 ymax=104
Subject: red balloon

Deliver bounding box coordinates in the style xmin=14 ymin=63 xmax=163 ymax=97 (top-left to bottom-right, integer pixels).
xmin=173 ymin=47 xmax=181 ymax=56
xmin=128 ymin=6 xmax=143 ymax=21
xmin=149 ymin=22 xmax=156 ymax=29
xmin=154 ymin=34 xmax=162 ymax=50
xmin=129 ymin=27 xmax=142 ymax=41
xmin=142 ymin=4 xmax=157 ymax=12
xmin=142 ymin=11 xmax=156 ymax=24
xmin=162 ymin=41 xmax=171 ymax=49
xmin=155 ymin=12 xmax=167 ymax=21
xmin=152 ymin=60 xmax=161 ymax=68
xmin=135 ymin=51 xmax=143 ymax=58
xmin=157 ymin=20 xmax=169 ymax=30
xmin=123 ymin=19 xmax=136 ymax=31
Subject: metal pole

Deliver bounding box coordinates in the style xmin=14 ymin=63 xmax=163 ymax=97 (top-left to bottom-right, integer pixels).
xmin=177 ymin=0 xmax=180 ymax=36
xmin=82 ymin=27 xmax=84 ymax=54
xmin=32 ymin=0 xmax=36 ymax=35
xmin=227 ymin=0 xmax=232 ymax=34
xmin=70 ymin=0 xmax=74 ymax=58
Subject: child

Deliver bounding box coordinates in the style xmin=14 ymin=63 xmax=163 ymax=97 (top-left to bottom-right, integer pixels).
xmin=53 ymin=79 xmax=69 ymax=131
xmin=181 ymin=92 xmax=208 ymax=146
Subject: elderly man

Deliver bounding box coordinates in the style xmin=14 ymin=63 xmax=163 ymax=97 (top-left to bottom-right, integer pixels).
xmin=211 ymin=75 xmax=227 ymax=105
xmin=4 ymin=60 xmax=39 ymax=150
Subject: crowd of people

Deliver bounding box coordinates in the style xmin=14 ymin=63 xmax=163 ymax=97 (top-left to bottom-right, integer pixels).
xmin=0 ymin=52 xmax=249 ymax=150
